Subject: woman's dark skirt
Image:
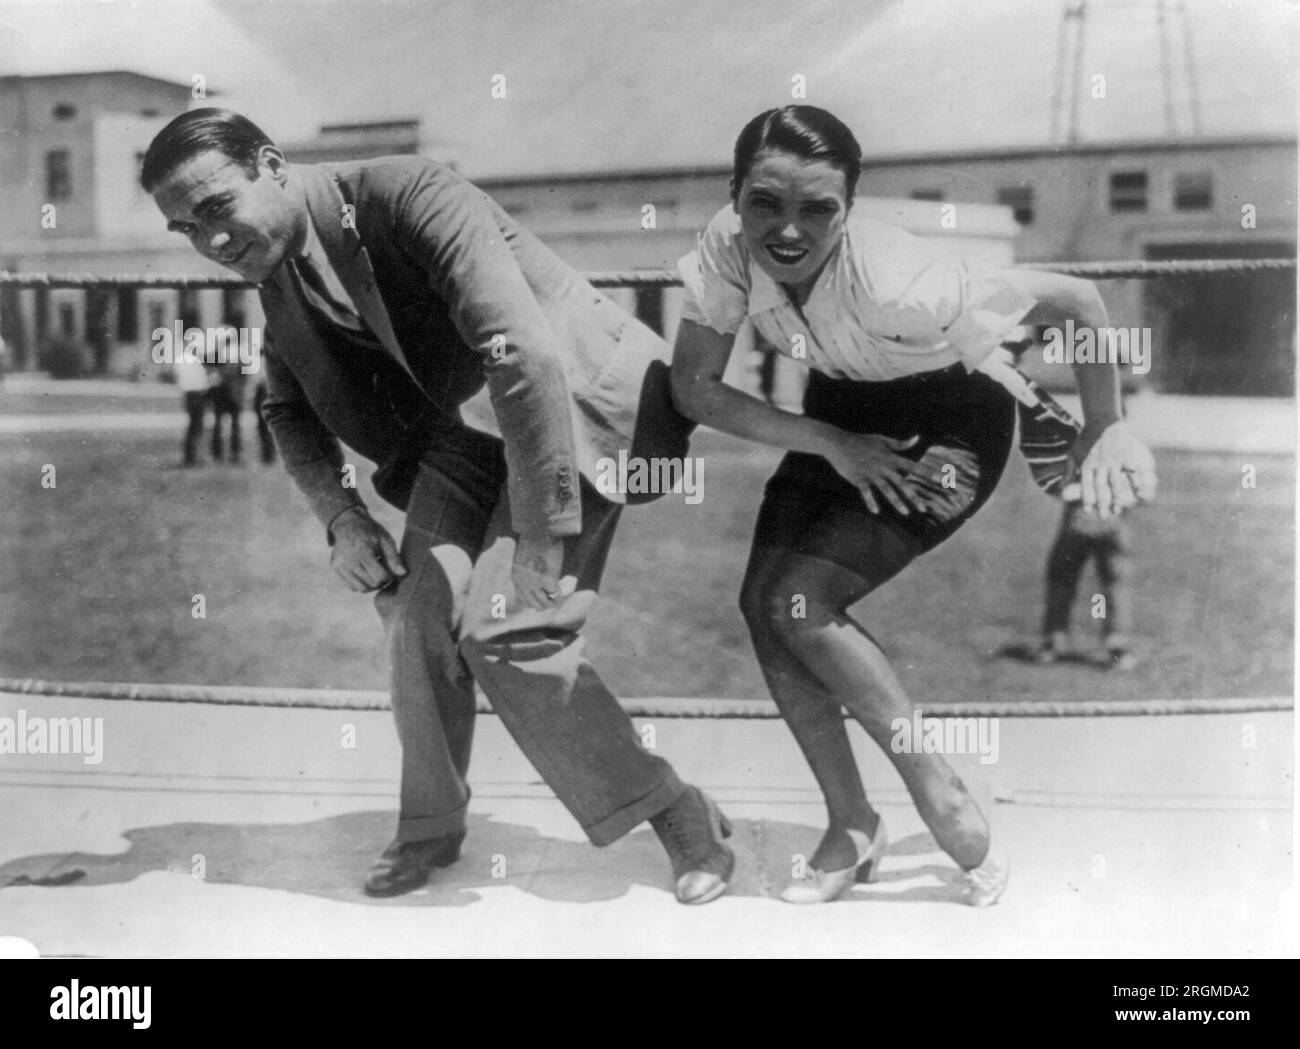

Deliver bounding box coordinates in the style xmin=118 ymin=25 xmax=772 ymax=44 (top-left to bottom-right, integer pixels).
xmin=751 ymin=363 xmax=1016 ymax=582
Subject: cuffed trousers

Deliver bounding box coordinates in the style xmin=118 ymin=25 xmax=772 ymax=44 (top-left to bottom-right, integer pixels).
xmin=373 ymin=429 xmax=684 ymax=847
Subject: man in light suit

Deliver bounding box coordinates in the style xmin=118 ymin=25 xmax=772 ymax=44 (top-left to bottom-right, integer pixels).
xmin=142 ymin=108 xmax=733 ymax=903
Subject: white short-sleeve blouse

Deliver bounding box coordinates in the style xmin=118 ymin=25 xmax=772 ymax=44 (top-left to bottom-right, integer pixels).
xmin=677 ymin=205 xmax=1036 ymax=382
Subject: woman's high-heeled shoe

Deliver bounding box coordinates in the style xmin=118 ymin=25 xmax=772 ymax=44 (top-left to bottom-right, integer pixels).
xmin=959 ymin=840 xmax=1009 ymax=907
xmin=780 ymin=820 xmax=889 ymax=904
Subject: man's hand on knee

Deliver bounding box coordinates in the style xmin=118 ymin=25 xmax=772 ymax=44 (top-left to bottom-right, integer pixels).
xmin=512 ymin=535 xmax=572 ymax=610
xmin=330 ymin=508 xmax=408 ymax=593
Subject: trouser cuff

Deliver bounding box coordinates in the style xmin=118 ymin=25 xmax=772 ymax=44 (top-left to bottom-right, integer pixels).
xmin=397 ymin=800 xmax=469 ymax=843
xmin=581 ymin=772 xmax=687 ymax=847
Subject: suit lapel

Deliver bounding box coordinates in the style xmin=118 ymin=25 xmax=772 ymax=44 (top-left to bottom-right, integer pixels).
xmin=297 ymin=164 xmax=418 ymax=384
xmin=258 ymin=267 xmax=341 ymax=398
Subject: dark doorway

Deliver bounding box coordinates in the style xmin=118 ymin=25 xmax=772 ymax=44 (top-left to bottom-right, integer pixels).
xmin=116 ymin=288 xmax=139 ymax=342
xmin=1144 ymin=241 xmax=1295 ymax=395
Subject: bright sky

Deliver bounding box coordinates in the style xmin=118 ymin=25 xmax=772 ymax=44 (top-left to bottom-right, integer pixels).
xmin=1 ymin=0 xmax=1295 ymax=177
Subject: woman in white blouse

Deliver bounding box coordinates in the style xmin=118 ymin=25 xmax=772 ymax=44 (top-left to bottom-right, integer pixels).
xmin=671 ymin=106 xmax=1156 ymax=905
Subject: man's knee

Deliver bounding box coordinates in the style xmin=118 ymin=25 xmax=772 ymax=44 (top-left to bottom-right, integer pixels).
xmin=457 ymin=618 xmax=497 ymax=658
xmin=375 ymin=559 xmax=457 ymax=645
xmin=457 ymin=591 xmax=517 ymax=652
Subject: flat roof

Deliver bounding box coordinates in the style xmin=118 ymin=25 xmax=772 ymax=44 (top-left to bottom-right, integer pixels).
xmin=861 ymin=135 xmax=1299 ymax=168
xmin=318 ymin=120 xmax=421 ymax=135
xmin=0 ymin=70 xmax=200 ymax=93
xmin=475 ymin=135 xmax=1298 ymax=188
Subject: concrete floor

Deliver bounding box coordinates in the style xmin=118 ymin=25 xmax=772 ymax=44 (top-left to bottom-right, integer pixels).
xmin=0 ymin=693 xmax=1292 ymax=957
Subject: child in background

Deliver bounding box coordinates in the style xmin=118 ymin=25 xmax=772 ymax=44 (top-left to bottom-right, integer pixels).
xmin=994 ymin=333 xmax=1139 ymax=671
xmin=1039 ymin=499 xmax=1136 ymax=670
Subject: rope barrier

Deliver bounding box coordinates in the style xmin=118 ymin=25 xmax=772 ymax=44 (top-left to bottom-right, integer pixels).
xmin=0 ymin=257 xmax=1294 ymax=291
xmin=1015 ymin=258 xmax=1297 ymax=279
xmin=1 ymin=253 xmax=1292 ymax=721
xmin=0 ymin=678 xmax=1289 ymax=718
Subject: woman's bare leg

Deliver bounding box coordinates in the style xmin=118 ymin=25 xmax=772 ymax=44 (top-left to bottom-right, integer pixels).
xmin=741 ymin=546 xmax=880 ymax=871
xmin=750 ymin=549 xmax=991 ymax=870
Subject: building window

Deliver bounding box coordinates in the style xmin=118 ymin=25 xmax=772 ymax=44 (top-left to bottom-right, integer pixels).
xmin=1174 ymin=172 xmax=1213 ymax=210
xmin=222 ymin=288 xmax=247 ymax=327
xmin=46 ymin=150 xmax=72 ymax=201
xmin=148 ymin=303 xmax=166 ymax=337
xmin=178 ymin=289 xmax=200 ymax=327
xmin=59 ymin=303 xmax=77 ymax=338
xmin=910 ymin=188 xmax=944 ymax=202
xmin=997 ymin=185 xmax=1034 ymax=225
xmin=53 ymin=103 xmax=76 ymax=120
xmin=117 ymin=289 xmax=139 ymax=342
xmin=1109 ymin=171 xmax=1148 ymax=212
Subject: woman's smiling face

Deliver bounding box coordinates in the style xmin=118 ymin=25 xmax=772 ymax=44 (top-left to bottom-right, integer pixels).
xmin=734 ymin=149 xmax=850 ymax=295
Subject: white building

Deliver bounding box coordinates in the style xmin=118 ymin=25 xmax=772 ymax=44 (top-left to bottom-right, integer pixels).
xmin=0 ymin=70 xmax=1022 ymax=402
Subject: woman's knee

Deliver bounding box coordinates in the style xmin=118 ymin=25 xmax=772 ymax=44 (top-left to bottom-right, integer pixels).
xmin=738 ymin=567 xmax=772 ymax=633
xmin=739 ymin=562 xmax=807 ymax=641
xmin=741 ymin=561 xmax=851 ymax=645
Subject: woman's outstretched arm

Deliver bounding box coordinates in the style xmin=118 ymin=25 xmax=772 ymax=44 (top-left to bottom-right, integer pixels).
xmin=1004 ymin=269 xmax=1158 ymax=517
xmin=671 ymin=319 xmax=925 ymax=516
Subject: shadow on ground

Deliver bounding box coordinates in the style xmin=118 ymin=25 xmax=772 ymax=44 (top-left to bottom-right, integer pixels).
xmin=0 ymin=810 xmax=970 ymax=907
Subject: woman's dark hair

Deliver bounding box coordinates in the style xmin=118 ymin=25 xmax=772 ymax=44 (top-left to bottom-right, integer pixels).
xmin=140 ymin=108 xmax=275 ymax=192
xmin=730 ymin=105 xmax=863 ymax=204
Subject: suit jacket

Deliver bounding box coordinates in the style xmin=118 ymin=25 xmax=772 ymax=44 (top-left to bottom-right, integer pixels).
xmin=258 ymin=156 xmax=693 ymax=540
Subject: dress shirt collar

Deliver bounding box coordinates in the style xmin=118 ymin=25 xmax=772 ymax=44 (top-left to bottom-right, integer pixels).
xmin=296 ymin=218 xmax=328 ymax=271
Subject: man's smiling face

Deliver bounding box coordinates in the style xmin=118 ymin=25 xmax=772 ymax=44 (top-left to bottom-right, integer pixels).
xmin=151 ymin=148 xmax=305 ymax=283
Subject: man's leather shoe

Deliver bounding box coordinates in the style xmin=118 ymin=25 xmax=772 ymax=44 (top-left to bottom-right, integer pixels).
xmin=363 ymin=832 xmax=465 ymax=897
xmin=650 ymin=786 xmax=735 ymax=905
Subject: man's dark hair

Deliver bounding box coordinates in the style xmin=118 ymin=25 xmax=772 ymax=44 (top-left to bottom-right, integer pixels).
xmin=730 ymin=105 xmax=863 ymax=204
xmin=140 ymin=108 xmax=276 ymax=193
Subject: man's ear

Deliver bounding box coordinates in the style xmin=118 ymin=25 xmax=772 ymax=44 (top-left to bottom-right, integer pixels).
xmin=258 ymin=145 xmax=290 ymax=184
xmin=729 ymin=177 xmax=739 ymax=213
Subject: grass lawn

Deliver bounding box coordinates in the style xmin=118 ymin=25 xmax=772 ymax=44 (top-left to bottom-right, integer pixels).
xmin=0 ymin=384 xmax=179 ymax=417
xmin=0 ymin=398 xmax=1292 ymax=704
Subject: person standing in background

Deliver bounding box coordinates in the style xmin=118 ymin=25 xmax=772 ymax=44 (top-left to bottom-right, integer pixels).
xmin=253 ymin=372 xmax=275 ymax=463
xmin=1038 ymin=490 xmax=1137 ymax=671
xmin=174 ymin=353 xmax=210 ymax=467
xmin=207 ymin=330 xmax=247 ymax=464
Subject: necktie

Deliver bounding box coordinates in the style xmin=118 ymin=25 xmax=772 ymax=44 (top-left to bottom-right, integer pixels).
xmin=291 ymin=253 xmax=365 ymax=333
